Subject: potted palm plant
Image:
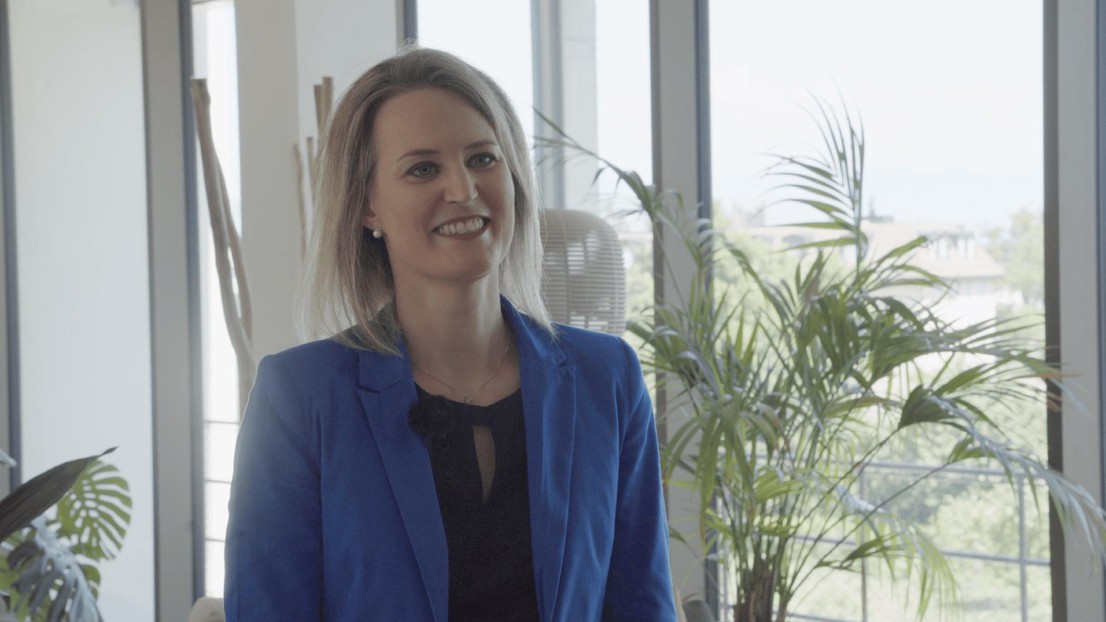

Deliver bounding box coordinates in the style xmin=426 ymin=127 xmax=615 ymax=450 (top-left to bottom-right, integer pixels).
xmin=542 ymin=102 xmax=1106 ymax=621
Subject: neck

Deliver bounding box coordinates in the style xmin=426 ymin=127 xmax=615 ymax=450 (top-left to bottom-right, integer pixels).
xmin=395 ymin=278 xmax=513 ymax=395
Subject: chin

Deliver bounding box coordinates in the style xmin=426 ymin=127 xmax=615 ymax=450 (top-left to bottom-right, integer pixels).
xmin=419 ymin=258 xmax=495 ymax=285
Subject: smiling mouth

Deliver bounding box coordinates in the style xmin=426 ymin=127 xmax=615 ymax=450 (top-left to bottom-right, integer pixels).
xmin=434 ymin=217 xmax=489 ymax=237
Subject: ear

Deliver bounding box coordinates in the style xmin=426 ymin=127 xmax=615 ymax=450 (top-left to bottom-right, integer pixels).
xmin=361 ymin=205 xmax=378 ymax=230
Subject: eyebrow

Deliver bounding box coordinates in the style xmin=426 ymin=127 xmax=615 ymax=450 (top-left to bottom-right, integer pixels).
xmin=395 ymin=140 xmax=499 ymax=163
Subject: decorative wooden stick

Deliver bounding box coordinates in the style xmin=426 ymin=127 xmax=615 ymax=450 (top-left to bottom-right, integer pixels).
xmin=296 ymin=77 xmax=334 ymax=260
xmin=191 ymin=78 xmax=256 ymax=413
xmin=319 ymin=77 xmax=333 ymax=135
xmin=306 ymin=136 xmax=317 ymax=196
xmin=294 ymin=143 xmax=307 ymax=258
xmin=313 ymin=84 xmax=326 ymax=139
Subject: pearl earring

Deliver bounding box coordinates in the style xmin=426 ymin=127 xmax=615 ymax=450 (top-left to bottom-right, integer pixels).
xmin=372 ymin=229 xmax=383 ymax=239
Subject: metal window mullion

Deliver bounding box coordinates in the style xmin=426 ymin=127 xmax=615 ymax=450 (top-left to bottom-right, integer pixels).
xmin=180 ymin=1 xmax=205 ymax=601
xmin=650 ymin=0 xmax=713 ymax=614
xmin=0 ymin=0 xmax=19 ymax=496
xmin=400 ymin=0 xmax=416 ymax=43
xmin=1042 ymin=0 xmax=1066 ymax=616
xmin=531 ymin=0 xmax=564 ymax=211
xmin=1098 ymin=0 xmax=1106 ymax=604
xmin=694 ymin=0 xmax=710 ymax=224
xmin=142 ymin=0 xmax=203 ymax=615
xmin=1046 ymin=1 xmax=1105 ymax=618
xmin=859 ymin=472 xmax=869 ymax=622
xmin=1019 ymin=473 xmax=1029 ymax=622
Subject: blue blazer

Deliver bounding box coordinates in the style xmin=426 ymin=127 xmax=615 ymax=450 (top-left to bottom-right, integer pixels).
xmin=224 ymin=298 xmax=677 ymax=621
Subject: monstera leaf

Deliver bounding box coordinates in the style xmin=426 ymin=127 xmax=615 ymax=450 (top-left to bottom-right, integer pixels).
xmin=7 ymin=517 xmax=101 ymax=622
xmin=55 ymin=461 xmax=130 ymax=566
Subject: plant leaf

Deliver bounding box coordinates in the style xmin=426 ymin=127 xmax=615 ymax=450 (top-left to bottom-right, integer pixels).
xmin=0 ymin=449 xmax=116 ymax=543
xmin=8 ymin=517 xmax=102 ymax=622
xmin=55 ymin=461 xmax=131 ymax=562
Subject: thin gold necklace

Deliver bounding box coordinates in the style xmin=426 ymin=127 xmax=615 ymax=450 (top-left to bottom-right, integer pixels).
xmin=411 ymin=338 xmax=512 ymax=405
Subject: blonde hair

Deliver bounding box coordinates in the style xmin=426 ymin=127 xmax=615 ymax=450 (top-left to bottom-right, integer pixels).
xmin=300 ymin=46 xmax=553 ymax=352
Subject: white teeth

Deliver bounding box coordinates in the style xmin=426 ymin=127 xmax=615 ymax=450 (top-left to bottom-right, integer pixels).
xmin=437 ymin=217 xmax=486 ymax=236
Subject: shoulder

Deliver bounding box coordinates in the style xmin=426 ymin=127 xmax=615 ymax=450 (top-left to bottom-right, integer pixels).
xmin=547 ymin=323 xmax=641 ymax=376
xmin=552 ymin=322 xmax=623 ymax=350
xmin=264 ymin=336 xmax=358 ymax=369
xmin=256 ymin=337 xmax=364 ymax=391
xmin=506 ymin=296 xmax=635 ymax=369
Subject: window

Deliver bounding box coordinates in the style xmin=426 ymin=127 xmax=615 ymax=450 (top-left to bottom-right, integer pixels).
xmin=708 ymin=1 xmax=1047 ymax=618
xmin=594 ymin=0 xmax=653 ymax=321
xmin=192 ymin=0 xmax=242 ymax=597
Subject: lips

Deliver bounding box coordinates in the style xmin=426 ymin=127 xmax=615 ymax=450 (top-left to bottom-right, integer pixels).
xmin=434 ymin=217 xmax=489 ymax=237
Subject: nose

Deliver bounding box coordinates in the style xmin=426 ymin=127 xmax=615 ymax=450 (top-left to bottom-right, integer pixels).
xmin=443 ymin=165 xmax=477 ymax=205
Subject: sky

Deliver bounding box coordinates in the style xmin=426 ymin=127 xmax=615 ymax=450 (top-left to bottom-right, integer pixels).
xmin=708 ymin=0 xmax=1043 ymax=228
xmin=421 ymin=0 xmax=1043 ymax=230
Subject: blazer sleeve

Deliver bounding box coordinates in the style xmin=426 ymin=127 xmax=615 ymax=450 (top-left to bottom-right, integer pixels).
xmin=224 ymin=355 xmax=323 ymax=621
xmin=602 ymin=340 xmax=679 ymax=621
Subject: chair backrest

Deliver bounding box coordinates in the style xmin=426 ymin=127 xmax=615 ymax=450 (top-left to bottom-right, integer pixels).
xmin=188 ymin=597 xmax=225 ymax=622
xmin=682 ymin=598 xmax=718 ymax=622
xmin=539 ymin=208 xmax=626 ymax=335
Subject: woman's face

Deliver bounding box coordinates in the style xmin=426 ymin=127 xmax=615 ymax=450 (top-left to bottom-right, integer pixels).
xmin=364 ymin=87 xmax=516 ymax=294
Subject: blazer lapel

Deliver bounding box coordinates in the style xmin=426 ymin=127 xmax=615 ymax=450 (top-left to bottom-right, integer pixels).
xmin=504 ymin=299 xmax=577 ymax=622
xmin=356 ymin=347 xmax=448 ymax=622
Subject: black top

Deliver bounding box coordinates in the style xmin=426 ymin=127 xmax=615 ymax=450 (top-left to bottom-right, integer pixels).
xmin=409 ymin=386 xmax=540 ymax=622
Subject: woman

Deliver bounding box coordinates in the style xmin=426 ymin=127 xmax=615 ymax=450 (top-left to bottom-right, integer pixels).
xmin=224 ymin=46 xmax=677 ymax=622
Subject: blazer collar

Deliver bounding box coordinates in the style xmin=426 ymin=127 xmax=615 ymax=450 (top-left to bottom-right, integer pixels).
xmin=356 ymin=297 xmax=576 ymax=622
xmin=355 ymin=336 xmax=447 ymax=622
xmin=503 ymin=299 xmax=577 ymax=620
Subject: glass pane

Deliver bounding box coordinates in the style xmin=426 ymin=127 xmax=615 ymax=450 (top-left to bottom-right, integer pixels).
xmin=595 ymin=0 xmax=653 ymax=324
xmin=864 ymin=468 xmax=1022 ymax=558
xmin=9 ymin=0 xmax=154 ymax=617
xmin=708 ymin=1 xmax=1045 ymax=619
xmin=193 ymin=0 xmax=242 ymax=598
xmin=205 ymin=539 xmax=227 ymax=599
xmin=205 ymin=481 xmax=231 ymax=541
xmin=418 ymin=0 xmax=535 ymax=142
xmin=784 ymin=544 xmax=864 ymax=620
xmin=204 ymin=421 xmax=238 ymax=484
xmin=1025 ymin=565 xmax=1051 ymax=621
xmin=194 ymin=0 xmax=242 ymax=427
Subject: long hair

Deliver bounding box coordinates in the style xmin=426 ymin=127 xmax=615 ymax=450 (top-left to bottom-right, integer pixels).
xmin=300 ymin=46 xmax=553 ymax=352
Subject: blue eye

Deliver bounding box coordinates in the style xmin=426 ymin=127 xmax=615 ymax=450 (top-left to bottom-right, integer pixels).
xmin=408 ymin=162 xmax=438 ymax=178
xmin=468 ymin=153 xmax=497 ymax=168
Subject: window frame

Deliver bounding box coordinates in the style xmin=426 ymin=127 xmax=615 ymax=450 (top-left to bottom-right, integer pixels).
xmin=0 ymin=0 xmax=18 ymax=498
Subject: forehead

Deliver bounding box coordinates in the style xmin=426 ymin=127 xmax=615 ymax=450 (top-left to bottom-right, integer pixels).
xmin=372 ymin=87 xmax=498 ymax=155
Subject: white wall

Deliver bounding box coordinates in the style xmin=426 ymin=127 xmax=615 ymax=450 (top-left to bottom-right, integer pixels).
xmin=293 ymin=0 xmax=398 ymax=144
xmin=234 ymin=0 xmax=398 ymax=360
xmin=234 ymin=0 xmax=302 ymax=359
xmin=8 ymin=0 xmax=154 ymax=618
